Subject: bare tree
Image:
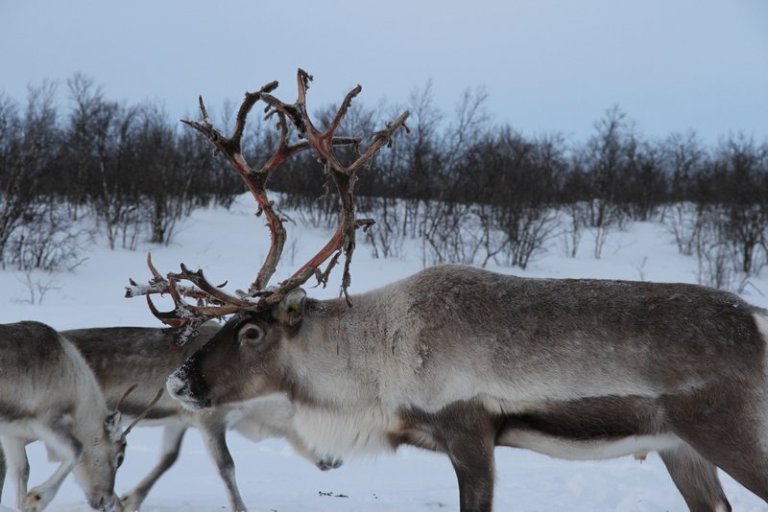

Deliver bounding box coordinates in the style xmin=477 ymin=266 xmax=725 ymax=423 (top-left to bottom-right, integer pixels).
xmin=580 ymin=106 xmax=636 ymax=257
xmin=0 ymin=84 xmax=59 ymax=265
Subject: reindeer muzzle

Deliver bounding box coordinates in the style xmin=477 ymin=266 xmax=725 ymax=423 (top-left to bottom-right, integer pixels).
xmin=166 ymin=369 xmax=210 ymax=410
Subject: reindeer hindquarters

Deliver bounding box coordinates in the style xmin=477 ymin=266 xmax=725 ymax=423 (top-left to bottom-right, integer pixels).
xmin=659 ymin=444 xmax=731 ymax=512
xmin=664 ymin=389 xmax=768 ymax=503
xmin=121 ymin=424 xmax=187 ymax=511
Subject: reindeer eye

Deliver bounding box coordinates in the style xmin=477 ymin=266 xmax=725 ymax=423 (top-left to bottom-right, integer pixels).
xmin=240 ymin=325 xmax=264 ymax=345
xmin=116 ymin=453 xmax=125 ymax=468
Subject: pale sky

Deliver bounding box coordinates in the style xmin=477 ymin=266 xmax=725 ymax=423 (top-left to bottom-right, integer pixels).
xmin=1 ymin=0 xmax=766 ymax=144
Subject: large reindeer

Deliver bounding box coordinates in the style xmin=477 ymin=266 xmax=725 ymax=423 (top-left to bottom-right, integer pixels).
xmin=0 ymin=321 xmax=156 ymax=512
xmin=62 ymin=323 xmax=341 ymax=512
xmin=133 ymin=70 xmax=768 ymax=512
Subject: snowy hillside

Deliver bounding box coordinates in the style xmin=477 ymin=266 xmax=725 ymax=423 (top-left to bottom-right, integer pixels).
xmin=1 ymin=195 xmax=767 ymax=512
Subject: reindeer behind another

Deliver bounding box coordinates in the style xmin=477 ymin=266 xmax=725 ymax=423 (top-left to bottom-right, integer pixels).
xmin=63 ymin=324 xmax=340 ymax=512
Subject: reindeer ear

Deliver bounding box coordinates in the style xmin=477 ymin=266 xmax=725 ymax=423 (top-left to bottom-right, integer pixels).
xmin=274 ymin=288 xmax=306 ymax=327
xmin=104 ymin=411 xmax=122 ymax=440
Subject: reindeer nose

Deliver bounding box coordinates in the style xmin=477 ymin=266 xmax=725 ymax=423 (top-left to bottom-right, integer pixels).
xmin=166 ymin=371 xmax=191 ymax=400
xmin=91 ymin=493 xmax=119 ymax=512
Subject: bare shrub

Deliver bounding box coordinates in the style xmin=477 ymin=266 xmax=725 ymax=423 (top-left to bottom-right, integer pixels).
xmin=497 ymin=207 xmax=559 ymax=270
xmin=362 ymin=196 xmax=405 ymax=260
xmin=420 ymin=200 xmax=475 ymax=266
xmin=9 ymin=203 xmax=90 ymax=272
xmin=16 ymin=269 xmax=60 ymax=305
xmin=562 ymin=203 xmax=588 ymax=258
xmin=668 ymin=202 xmax=705 ymax=256
xmin=0 ymin=85 xmax=59 ymax=265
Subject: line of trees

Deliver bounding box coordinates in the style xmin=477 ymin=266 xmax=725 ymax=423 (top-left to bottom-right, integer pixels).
xmin=1 ymin=76 xmax=767 ymax=291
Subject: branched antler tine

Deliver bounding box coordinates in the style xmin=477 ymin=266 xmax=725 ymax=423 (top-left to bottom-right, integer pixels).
xmin=147 ymin=252 xmax=163 ymax=279
xmin=347 ymin=110 xmax=410 ymax=173
xmin=146 ymin=295 xmax=188 ymax=328
xmin=185 ymin=303 xmax=243 ymax=316
xmin=231 ymin=81 xmax=279 ymax=149
xmin=123 ymin=387 xmax=165 ymax=436
xmin=285 ymin=223 xmax=345 ymax=286
xmin=294 ymin=69 xmax=327 ymax=145
xmin=356 ymin=218 xmax=376 ymax=231
xmin=181 ymin=86 xmax=291 ymax=295
xmin=165 ymin=275 xmax=243 ymax=317
xmin=145 ymin=274 xmax=243 ymax=329
xmin=325 ymin=85 xmax=362 ymax=139
xmin=260 ymin=112 xmax=291 ymax=173
xmin=197 ymin=95 xmax=210 ymax=124
xmin=268 ymin=75 xmax=410 ymax=305
xmin=315 ymin=250 xmax=342 ymax=288
xmin=279 ymin=164 xmax=355 ymax=294
xmin=170 ymin=264 xmax=251 ymax=307
xmin=296 ymin=68 xmax=313 ymax=106
xmin=261 ymin=93 xmax=304 ymax=132
xmin=285 ymin=136 xmax=360 ymax=158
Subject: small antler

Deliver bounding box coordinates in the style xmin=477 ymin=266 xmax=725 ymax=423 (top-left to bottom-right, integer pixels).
xmin=115 ymin=384 xmax=138 ymax=411
xmin=123 ymin=388 xmax=165 ymax=436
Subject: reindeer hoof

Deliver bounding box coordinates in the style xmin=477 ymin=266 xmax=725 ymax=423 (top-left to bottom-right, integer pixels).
xmin=121 ymin=493 xmax=143 ymax=511
xmin=316 ymin=457 xmax=343 ymax=471
xmin=24 ymin=488 xmax=48 ymax=512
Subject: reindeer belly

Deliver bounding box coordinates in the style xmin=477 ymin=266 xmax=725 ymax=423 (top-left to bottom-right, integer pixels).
xmin=496 ymin=395 xmax=677 ymax=460
xmin=497 ymin=428 xmax=680 ymax=460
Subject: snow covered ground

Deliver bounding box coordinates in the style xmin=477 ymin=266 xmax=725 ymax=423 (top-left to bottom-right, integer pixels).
xmin=1 ymin=195 xmax=767 ymax=511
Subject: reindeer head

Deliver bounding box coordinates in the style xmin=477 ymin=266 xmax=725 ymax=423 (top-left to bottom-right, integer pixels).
xmin=73 ymin=386 xmax=162 ymax=511
xmin=127 ymin=70 xmax=408 ymax=409
xmin=166 ymin=288 xmax=305 ymax=408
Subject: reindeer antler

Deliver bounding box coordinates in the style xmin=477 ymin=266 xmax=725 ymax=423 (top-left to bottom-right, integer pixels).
xmin=123 ymin=388 xmax=165 ymax=436
xmin=259 ymin=69 xmax=410 ymax=301
xmin=180 ymin=81 xmax=290 ymax=294
xmin=127 ymin=71 xmax=408 ymax=342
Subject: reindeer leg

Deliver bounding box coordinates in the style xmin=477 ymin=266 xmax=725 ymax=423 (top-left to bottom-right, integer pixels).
xmin=25 ymin=418 xmax=82 ymax=512
xmin=401 ymin=403 xmax=497 ymax=512
xmin=676 ymin=430 xmax=768 ymax=502
xmin=199 ymin=420 xmax=247 ymax=512
xmin=441 ymin=407 xmax=497 ymax=512
xmin=121 ymin=424 xmax=187 ymax=512
xmin=660 ymin=443 xmax=731 ymax=512
xmin=0 ymin=443 xmax=5 ymax=503
xmin=447 ymin=434 xmax=496 ymax=512
xmin=1 ymin=437 xmax=30 ymax=510
xmin=663 ymin=389 xmax=768 ymax=504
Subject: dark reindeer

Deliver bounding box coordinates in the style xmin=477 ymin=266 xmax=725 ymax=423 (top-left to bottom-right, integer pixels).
xmin=135 ymin=71 xmax=768 ymax=512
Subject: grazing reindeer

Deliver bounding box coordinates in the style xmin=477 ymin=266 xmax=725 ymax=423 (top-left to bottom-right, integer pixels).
xmin=134 ymin=71 xmax=768 ymax=512
xmin=63 ymin=323 xmax=341 ymax=512
xmin=0 ymin=321 xmax=139 ymax=512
